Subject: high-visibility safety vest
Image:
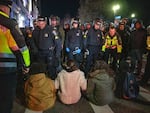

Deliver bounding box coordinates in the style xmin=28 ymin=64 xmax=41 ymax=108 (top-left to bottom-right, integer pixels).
xmin=0 ymin=11 xmax=30 ymax=70
xmin=102 ymin=34 xmax=122 ymax=53
xmin=0 ymin=28 xmax=17 ymax=68
xmin=147 ymin=36 xmax=150 ymax=50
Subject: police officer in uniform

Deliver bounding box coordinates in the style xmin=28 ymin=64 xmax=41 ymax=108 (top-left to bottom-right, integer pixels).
xmin=49 ymin=15 xmax=63 ymax=72
xmin=32 ymin=16 xmax=62 ymax=80
xmin=102 ymin=24 xmax=122 ymax=71
xmin=0 ymin=0 xmax=30 ymax=112
xmin=65 ymin=18 xmax=84 ymax=67
xmin=84 ymin=18 xmax=103 ymax=76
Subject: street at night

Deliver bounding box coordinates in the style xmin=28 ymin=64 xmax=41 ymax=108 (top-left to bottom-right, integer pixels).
xmin=0 ymin=0 xmax=150 ymax=113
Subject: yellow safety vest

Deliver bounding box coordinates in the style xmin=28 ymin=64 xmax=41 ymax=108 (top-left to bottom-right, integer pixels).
xmin=102 ymin=35 xmax=122 ymax=53
xmin=147 ymin=36 xmax=150 ymax=50
xmin=0 ymin=28 xmax=17 ymax=68
xmin=0 ymin=11 xmax=30 ymax=68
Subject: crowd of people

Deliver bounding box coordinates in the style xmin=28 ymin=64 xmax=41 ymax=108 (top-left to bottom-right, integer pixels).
xmin=19 ymin=15 xmax=150 ymax=112
xmin=26 ymin=14 xmax=149 ymax=80
xmin=0 ymin=0 xmax=150 ymax=113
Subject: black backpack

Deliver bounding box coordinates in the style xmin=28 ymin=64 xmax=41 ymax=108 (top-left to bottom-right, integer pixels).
xmin=123 ymin=72 xmax=139 ymax=99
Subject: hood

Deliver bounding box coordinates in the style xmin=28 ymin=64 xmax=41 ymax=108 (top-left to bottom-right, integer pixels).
xmin=89 ymin=69 xmax=109 ymax=80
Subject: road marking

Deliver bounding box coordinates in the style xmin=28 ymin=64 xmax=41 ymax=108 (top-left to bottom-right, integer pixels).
xmin=139 ymin=86 xmax=150 ymax=101
xmin=89 ymin=102 xmax=114 ymax=113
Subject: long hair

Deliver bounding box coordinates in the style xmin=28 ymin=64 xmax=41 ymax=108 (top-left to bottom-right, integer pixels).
xmin=65 ymin=60 xmax=79 ymax=72
xmin=89 ymin=60 xmax=115 ymax=78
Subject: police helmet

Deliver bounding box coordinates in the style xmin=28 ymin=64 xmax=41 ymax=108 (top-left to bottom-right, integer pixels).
xmin=109 ymin=22 xmax=116 ymax=29
xmin=119 ymin=21 xmax=125 ymax=26
xmin=37 ymin=16 xmax=47 ymax=22
xmin=0 ymin=0 xmax=12 ymax=8
xmin=71 ymin=17 xmax=80 ymax=25
xmin=49 ymin=15 xmax=60 ymax=25
xmin=93 ymin=18 xmax=102 ymax=27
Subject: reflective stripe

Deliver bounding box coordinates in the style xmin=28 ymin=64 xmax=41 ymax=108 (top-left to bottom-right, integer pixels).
xmin=0 ymin=58 xmax=16 ymax=62
xmin=20 ymin=46 xmax=28 ymax=52
xmin=0 ymin=53 xmax=16 ymax=58
xmin=0 ymin=11 xmax=9 ymax=18
xmin=0 ymin=62 xmax=17 ymax=67
xmin=21 ymin=47 xmax=30 ymax=67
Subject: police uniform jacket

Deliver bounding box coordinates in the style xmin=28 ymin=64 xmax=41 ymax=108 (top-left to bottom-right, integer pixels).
xmin=85 ymin=27 xmax=103 ymax=48
xmin=33 ymin=25 xmax=62 ymax=58
xmin=65 ymin=28 xmax=84 ymax=51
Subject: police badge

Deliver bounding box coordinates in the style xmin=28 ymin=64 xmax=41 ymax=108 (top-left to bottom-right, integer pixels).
xmin=44 ymin=33 xmax=49 ymax=38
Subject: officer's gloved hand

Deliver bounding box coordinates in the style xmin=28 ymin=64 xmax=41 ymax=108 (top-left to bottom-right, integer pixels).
xmin=66 ymin=47 xmax=70 ymax=52
xmin=75 ymin=48 xmax=81 ymax=54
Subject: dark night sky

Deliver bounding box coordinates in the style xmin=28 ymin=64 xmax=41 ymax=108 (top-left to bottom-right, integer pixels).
xmin=41 ymin=0 xmax=150 ymax=25
xmin=41 ymin=0 xmax=79 ymax=18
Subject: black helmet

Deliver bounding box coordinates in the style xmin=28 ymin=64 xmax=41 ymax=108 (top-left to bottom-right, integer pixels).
xmin=0 ymin=0 xmax=12 ymax=8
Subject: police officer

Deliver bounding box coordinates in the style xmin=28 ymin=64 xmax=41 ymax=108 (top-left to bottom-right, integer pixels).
xmin=0 ymin=0 xmax=30 ymax=112
xmin=49 ymin=15 xmax=63 ymax=72
xmin=102 ymin=24 xmax=122 ymax=71
xmin=65 ymin=17 xmax=84 ymax=67
xmin=84 ymin=18 xmax=103 ymax=76
xmin=63 ymin=22 xmax=70 ymax=62
xmin=32 ymin=16 xmax=61 ymax=80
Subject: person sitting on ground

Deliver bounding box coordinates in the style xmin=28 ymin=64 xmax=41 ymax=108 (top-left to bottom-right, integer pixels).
xmin=24 ymin=62 xmax=56 ymax=113
xmin=55 ymin=60 xmax=87 ymax=104
xmin=85 ymin=60 xmax=115 ymax=106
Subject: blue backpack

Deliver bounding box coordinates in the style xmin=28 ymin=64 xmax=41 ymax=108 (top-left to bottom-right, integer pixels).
xmin=123 ymin=72 xmax=139 ymax=99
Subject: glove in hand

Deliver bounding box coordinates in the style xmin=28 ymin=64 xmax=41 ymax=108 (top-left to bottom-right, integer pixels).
xmin=66 ymin=47 xmax=70 ymax=52
xmin=75 ymin=48 xmax=81 ymax=54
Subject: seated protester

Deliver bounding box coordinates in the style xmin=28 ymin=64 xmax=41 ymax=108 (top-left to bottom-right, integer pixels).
xmin=24 ymin=62 xmax=56 ymax=113
xmin=55 ymin=60 xmax=87 ymax=104
xmin=85 ymin=60 xmax=115 ymax=106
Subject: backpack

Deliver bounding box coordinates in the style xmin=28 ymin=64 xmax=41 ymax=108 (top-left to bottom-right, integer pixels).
xmin=123 ymin=72 xmax=139 ymax=99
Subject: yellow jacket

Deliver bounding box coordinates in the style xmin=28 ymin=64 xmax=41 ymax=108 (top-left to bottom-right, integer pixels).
xmin=102 ymin=33 xmax=122 ymax=53
xmin=0 ymin=11 xmax=30 ymax=70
